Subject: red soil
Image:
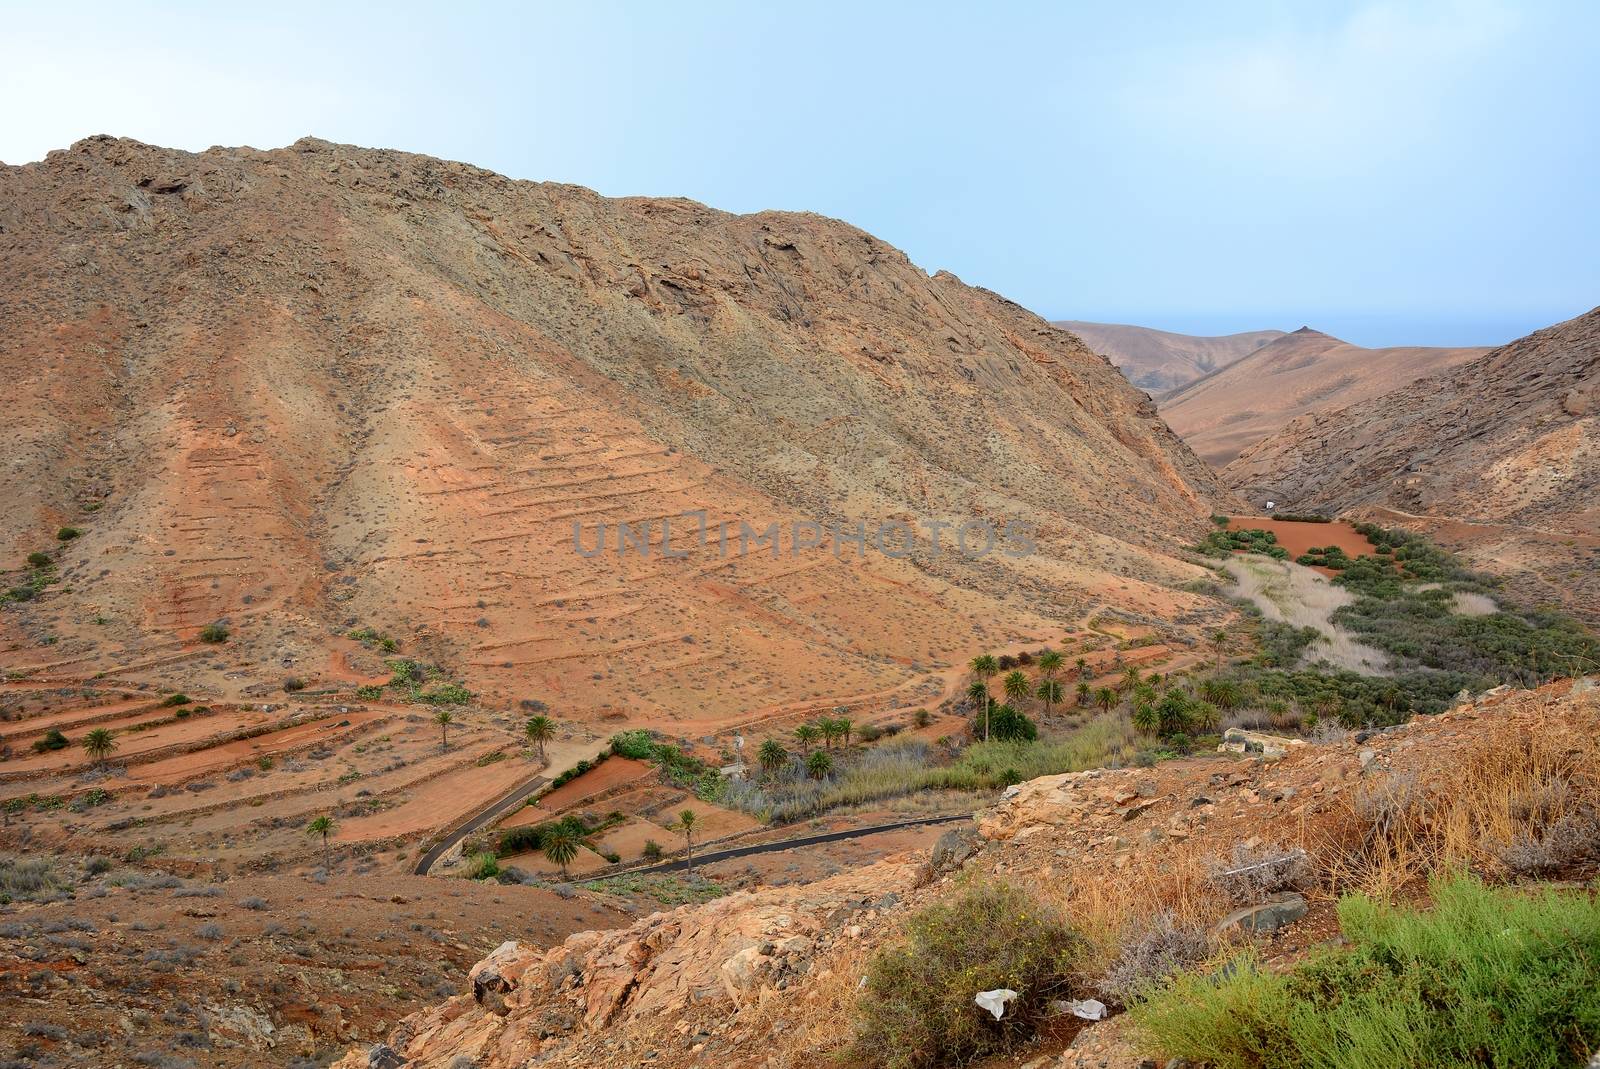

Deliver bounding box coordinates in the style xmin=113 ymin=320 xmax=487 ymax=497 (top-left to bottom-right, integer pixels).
xmin=1227 ymin=517 xmax=1376 ymax=561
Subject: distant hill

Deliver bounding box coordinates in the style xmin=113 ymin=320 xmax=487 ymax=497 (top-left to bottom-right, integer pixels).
xmin=1225 ymin=308 xmax=1600 ymax=622
xmin=1054 ymin=320 xmax=1285 ymax=393
xmin=1160 ymin=327 xmax=1487 ymax=466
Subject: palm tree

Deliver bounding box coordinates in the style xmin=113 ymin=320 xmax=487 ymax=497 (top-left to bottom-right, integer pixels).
xmin=676 ymin=809 xmax=698 ymax=875
xmin=835 ymin=717 xmax=853 ymax=748
xmin=82 ymin=727 xmax=117 ymax=766
xmin=1120 ymin=665 xmax=1143 ymax=692
xmin=434 ymin=709 xmax=454 ymax=749
xmin=793 ymin=723 xmax=820 ymax=754
xmin=1002 ymin=670 xmax=1030 ymax=706
xmin=543 ymin=826 xmax=579 ymax=878
xmin=806 ymin=750 xmax=833 ymax=780
xmin=966 ymin=680 xmax=991 ymax=706
xmin=1036 ymin=678 xmax=1063 ymax=716
xmin=523 ymin=715 xmax=555 ymax=760
xmin=1095 ymin=686 xmax=1117 ymax=714
xmin=969 ymin=653 xmax=998 ymax=703
xmin=758 ymin=738 xmax=787 ymax=775
xmin=1037 ymin=649 xmax=1063 ymax=680
xmin=305 ymin=814 xmax=336 ymax=870
xmin=818 ymin=719 xmax=841 ymax=750
xmin=1074 ymin=657 xmax=1089 ymax=680
xmin=1131 ymin=701 xmax=1160 ymax=735
xmin=1076 ymin=681 xmax=1092 ymax=707
xmin=1211 ymin=629 xmax=1229 ymax=671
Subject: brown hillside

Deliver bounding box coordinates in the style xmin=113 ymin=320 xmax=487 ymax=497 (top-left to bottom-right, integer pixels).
xmin=1160 ymin=327 xmax=1486 ymax=466
xmin=1226 ymin=307 xmax=1600 ymax=620
xmin=1054 ymin=320 xmax=1284 ymax=394
xmin=0 ymin=136 xmax=1229 ymax=727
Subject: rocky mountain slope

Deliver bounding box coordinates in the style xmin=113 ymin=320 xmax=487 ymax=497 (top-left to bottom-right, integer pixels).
xmin=1054 ymin=320 xmax=1284 ymax=394
xmin=1161 ymin=327 xmax=1487 ymax=466
xmin=1225 ymin=307 xmax=1600 ymax=619
xmin=0 ymin=136 xmax=1230 ymax=723
xmin=331 ymin=677 xmax=1600 ymax=1069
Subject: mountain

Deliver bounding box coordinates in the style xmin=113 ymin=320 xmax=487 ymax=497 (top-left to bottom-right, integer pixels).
xmin=0 ymin=136 xmax=1229 ymax=722
xmin=1054 ymin=320 xmax=1285 ymax=394
xmin=1160 ymin=327 xmax=1488 ymax=466
xmin=1226 ymin=308 xmax=1600 ymax=620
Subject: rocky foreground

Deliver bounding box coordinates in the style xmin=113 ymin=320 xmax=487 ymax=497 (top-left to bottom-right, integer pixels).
xmin=337 ymin=678 xmax=1600 ymax=1069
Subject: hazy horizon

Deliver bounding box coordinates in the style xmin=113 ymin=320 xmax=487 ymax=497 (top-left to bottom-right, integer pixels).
xmin=1052 ymin=310 xmax=1582 ymax=349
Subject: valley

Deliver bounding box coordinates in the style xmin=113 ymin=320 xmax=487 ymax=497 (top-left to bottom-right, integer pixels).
xmin=0 ymin=133 xmax=1596 ymax=1069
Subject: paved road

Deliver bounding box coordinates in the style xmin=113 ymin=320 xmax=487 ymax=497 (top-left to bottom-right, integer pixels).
xmin=597 ymin=812 xmax=971 ymax=879
xmin=412 ymin=771 xmax=552 ymax=876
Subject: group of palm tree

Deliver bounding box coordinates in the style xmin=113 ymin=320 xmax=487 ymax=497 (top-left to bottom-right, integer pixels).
xmin=967 ymin=649 xmax=1083 ymax=739
xmin=790 ymin=714 xmax=854 ymax=754
xmin=756 ymin=736 xmax=834 ymax=781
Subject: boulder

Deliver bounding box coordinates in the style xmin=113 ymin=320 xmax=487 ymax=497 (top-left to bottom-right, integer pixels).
xmin=1214 ymin=893 xmax=1308 ymax=935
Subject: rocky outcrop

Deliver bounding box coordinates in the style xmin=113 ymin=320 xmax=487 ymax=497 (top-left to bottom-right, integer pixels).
xmin=332 ymin=859 xmax=921 ymax=1068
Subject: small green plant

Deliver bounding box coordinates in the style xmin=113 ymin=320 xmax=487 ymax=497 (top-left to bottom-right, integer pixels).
xmin=355 ymin=684 xmax=383 ymax=701
xmin=1132 ymin=874 xmax=1600 ymax=1069
xmin=56 ymin=527 xmax=81 ymax=542
xmin=851 ymin=881 xmax=1083 ymax=1069
xmin=31 ymin=729 xmax=69 ymax=754
xmin=25 ymin=552 xmax=51 ymax=568
xmin=198 ymin=622 xmax=229 ymax=644
xmin=466 ymin=852 xmax=501 ymax=880
xmin=161 ymin=693 xmax=191 ymax=707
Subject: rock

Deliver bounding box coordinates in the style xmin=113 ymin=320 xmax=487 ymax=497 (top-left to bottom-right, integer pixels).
xmin=368 ymin=1045 xmax=407 ymax=1069
xmin=470 ymin=940 xmax=529 ymax=1016
xmin=925 ymin=824 xmax=979 ymax=877
xmin=1214 ymin=893 xmax=1309 ymax=935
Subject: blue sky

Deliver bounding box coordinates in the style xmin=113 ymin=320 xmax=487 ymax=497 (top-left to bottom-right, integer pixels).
xmin=4 ymin=1 xmax=1596 ymax=346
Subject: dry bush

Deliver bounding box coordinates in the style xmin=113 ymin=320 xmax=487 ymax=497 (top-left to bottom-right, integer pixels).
xmin=1205 ymin=842 xmax=1310 ymax=904
xmin=1097 ymin=911 xmax=1213 ymax=1007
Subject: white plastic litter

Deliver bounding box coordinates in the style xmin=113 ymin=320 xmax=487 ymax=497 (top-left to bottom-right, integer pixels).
xmin=1065 ymin=998 xmax=1107 ymax=1020
xmin=974 ymin=988 xmax=1018 ymax=1020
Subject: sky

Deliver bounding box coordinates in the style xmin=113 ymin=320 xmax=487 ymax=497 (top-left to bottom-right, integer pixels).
xmin=3 ymin=1 xmax=1596 ymax=347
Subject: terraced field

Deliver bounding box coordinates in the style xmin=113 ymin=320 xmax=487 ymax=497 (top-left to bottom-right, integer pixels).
xmin=0 ymin=678 xmax=581 ymax=874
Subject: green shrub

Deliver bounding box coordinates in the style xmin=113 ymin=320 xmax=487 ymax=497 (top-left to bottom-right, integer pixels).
xmin=282 ymin=677 xmax=305 ymax=692
xmin=466 ymin=852 xmax=501 ymax=880
xmin=198 ymin=622 xmax=228 ymax=643
xmin=25 ymin=552 xmax=51 ymax=568
xmin=985 ymin=704 xmax=1037 ymax=742
xmin=161 ymin=693 xmax=191 ymax=707
xmin=610 ymin=729 xmax=655 ymax=759
xmin=31 ymin=729 xmax=69 ymax=753
xmin=418 ymin=681 xmax=472 ymax=706
xmin=851 ymin=880 xmax=1083 ymax=1069
xmin=1133 ymin=875 xmax=1600 ymax=1069
xmin=355 ymin=684 xmax=384 ymax=701
xmin=55 ymin=527 xmax=81 ymax=542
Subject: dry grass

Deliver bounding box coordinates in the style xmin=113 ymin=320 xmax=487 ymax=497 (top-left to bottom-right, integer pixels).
xmin=1047 ymin=848 xmax=1231 ymax=977
xmin=1224 ymin=555 xmax=1388 ymax=673
xmin=1318 ymin=698 xmax=1600 ymax=896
